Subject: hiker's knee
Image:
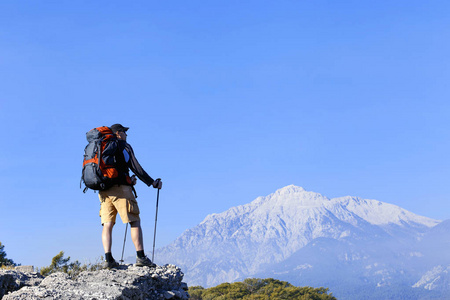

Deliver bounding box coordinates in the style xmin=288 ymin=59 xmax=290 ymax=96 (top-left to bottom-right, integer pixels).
xmin=103 ymin=222 xmax=114 ymax=230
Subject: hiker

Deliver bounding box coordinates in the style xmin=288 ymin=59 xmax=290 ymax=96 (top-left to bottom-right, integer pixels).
xmin=99 ymin=123 xmax=162 ymax=268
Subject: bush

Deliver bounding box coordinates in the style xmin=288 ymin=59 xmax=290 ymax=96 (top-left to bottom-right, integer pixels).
xmin=0 ymin=241 xmax=16 ymax=267
xmin=189 ymin=286 xmax=206 ymax=300
xmin=39 ymin=251 xmax=103 ymax=278
xmin=188 ymin=278 xmax=337 ymax=300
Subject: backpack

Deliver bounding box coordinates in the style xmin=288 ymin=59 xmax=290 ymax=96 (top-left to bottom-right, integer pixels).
xmin=81 ymin=126 xmax=119 ymax=192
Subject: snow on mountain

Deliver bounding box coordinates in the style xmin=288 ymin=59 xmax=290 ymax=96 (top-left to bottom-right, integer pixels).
xmin=155 ymin=185 xmax=441 ymax=291
xmin=329 ymin=195 xmax=438 ymax=227
xmin=413 ymin=265 xmax=450 ymax=290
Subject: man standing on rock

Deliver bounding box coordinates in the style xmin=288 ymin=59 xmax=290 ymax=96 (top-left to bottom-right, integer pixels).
xmin=99 ymin=123 xmax=162 ymax=268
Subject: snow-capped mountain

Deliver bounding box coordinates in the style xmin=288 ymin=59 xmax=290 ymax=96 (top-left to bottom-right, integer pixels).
xmin=155 ymin=185 xmax=445 ymax=299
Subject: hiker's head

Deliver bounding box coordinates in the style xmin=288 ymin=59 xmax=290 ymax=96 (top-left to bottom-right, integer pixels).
xmin=110 ymin=124 xmax=129 ymax=141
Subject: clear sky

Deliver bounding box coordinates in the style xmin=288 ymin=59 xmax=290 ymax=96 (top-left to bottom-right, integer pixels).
xmin=1 ymin=1 xmax=449 ymax=268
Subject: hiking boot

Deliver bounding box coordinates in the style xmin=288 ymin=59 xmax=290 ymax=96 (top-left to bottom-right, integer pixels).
xmin=103 ymin=259 xmax=119 ymax=269
xmin=135 ymin=256 xmax=156 ymax=267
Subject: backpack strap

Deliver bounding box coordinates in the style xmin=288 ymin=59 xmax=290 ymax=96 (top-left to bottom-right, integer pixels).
xmin=132 ymin=186 xmax=138 ymax=198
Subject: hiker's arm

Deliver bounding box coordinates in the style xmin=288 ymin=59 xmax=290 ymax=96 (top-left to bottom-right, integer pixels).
xmin=125 ymin=144 xmax=154 ymax=186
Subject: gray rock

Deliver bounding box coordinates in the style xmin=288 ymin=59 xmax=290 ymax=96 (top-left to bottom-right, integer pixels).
xmin=0 ymin=268 xmax=43 ymax=299
xmin=3 ymin=264 xmax=189 ymax=300
xmin=180 ymin=282 xmax=188 ymax=291
xmin=164 ymin=290 xmax=176 ymax=299
xmin=14 ymin=266 xmax=34 ymax=273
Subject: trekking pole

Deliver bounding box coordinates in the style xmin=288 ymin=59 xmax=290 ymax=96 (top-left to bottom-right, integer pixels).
xmin=120 ymin=223 xmax=128 ymax=263
xmin=152 ymin=187 xmax=160 ymax=262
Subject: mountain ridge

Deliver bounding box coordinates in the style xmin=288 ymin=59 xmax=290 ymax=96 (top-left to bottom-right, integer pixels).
xmin=155 ymin=185 xmax=444 ymax=299
xmin=200 ymin=185 xmax=439 ymax=228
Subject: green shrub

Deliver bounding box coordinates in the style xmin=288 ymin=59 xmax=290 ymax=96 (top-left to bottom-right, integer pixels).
xmin=39 ymin=251 xmax=103 ymax=278
xmin=0 ymin=241 xmax=16 ymax=267
xmin=188 ymin=278 xmax=337 ymax=300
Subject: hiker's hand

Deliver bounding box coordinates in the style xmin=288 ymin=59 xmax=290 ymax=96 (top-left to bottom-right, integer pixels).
xmin=131 ymin=175 xmax=137 ymax=185
xmin=152 ymin=178 xmax=162 ymax=189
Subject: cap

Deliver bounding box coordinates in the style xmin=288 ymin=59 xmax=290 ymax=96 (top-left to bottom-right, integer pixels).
xmin=110 ymin=124 xmax=129 ymax=133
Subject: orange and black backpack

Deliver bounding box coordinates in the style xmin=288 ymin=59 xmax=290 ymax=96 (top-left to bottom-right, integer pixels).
xmin=81 ymin=126 xmax=119 ymax=192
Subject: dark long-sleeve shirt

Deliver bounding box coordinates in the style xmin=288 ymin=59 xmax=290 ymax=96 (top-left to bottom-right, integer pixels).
xmin=116 ymin=140 xmax=154 ymax=186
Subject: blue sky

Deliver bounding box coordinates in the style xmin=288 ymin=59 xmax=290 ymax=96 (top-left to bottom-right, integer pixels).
xmin=1 ymin=1 xmax=449 ymax=268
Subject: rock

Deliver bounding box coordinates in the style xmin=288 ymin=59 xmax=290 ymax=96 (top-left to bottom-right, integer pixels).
xmin=0 ymin=268 xmax=43 ymax=299
xmin=180 ymin=282 xmax=188 ymax=290
xmin=2 ymin=264 xmax=190 ymax=300
xmin=164 ymin=290 xmax=176 ymax=299
xmin=14 ymin=266 xmax=34 ymax=273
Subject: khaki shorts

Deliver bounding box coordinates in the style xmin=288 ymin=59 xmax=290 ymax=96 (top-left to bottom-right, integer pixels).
xmin=99 ymin=185 xmax=140 ymax=224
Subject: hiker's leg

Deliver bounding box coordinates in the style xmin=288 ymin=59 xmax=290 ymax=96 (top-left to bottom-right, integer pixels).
xmin=130 ymin=220 xmax=144 ymax=251
xmin=102 ymin=222 xmax=115 ymax=253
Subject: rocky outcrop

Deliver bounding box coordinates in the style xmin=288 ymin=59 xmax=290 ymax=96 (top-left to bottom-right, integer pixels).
xmin=2 ymin=264 xmax=189 ymax=300
xmin=0 ymin=267 xmax=43 ymax=299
